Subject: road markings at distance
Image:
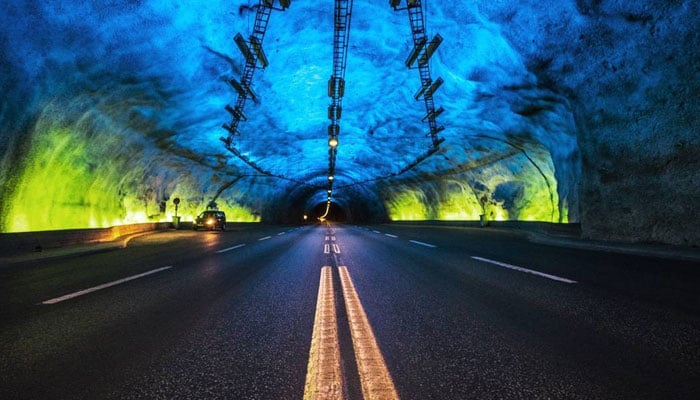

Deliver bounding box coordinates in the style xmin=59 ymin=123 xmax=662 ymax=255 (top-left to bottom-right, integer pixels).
xmin=384 ymin=233 xmax=398 ymax=238
xmin=277 ymin=231 xmax=287 ymax=236
xmin=332 ymin=244 xmax=341 ymax=254
xmin=303 ymin=267 xmax=343 ymax=400
xmin=372 ymin=230 xmax=381 ymax=234
xmin=338 ymin=266 xmax=400 ymax=400
xmin=409 ymin=240 xmax=437 ymax=248
xmin=324 ymin=244 xmax=330 ymax=254
xmin=471 ymin=256 xmax=577 ymax=284
xmin=325 ymin=236 xmax=329 ymax=241
xmin=215 ymin=244 xmax=246 ymax=254
xmin=40 ymin=266 xmax=173 ymax=305
xmin=331 ymin=236 xmax=336 ymax=241
xmin=258 ymin=236 xmax=272 ymax=241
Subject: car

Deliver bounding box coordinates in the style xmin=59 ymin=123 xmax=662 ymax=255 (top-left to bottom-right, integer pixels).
xmin=194 ymin=210 xmax=226 ymax=231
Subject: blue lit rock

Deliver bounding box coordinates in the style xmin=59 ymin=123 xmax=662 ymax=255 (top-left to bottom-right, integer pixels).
xmin=0 ymin=1 xmax=698 ymax=245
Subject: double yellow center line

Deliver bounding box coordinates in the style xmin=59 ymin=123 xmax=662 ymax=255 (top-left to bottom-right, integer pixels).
xmin=303 ymin=266 xmax=399 ymax=400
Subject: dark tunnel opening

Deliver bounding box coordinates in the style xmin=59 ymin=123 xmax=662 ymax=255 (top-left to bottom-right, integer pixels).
xmin=310 ymin=202 xmax=348 ymax=222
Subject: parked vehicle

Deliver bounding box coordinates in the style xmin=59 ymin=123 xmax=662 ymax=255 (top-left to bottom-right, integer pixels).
xmin=194 ymin=210 xmax=226 ymax=231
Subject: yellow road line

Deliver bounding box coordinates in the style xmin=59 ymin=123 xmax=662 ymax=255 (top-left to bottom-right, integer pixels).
xmin=303 ymin=266 xmax=344 ymax=400
xmin=338 ymin=266 xmax=400 ymax=400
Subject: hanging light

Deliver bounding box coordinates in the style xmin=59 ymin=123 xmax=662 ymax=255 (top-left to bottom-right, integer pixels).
xmin=328 ymin=137 xmax=339 ymax=148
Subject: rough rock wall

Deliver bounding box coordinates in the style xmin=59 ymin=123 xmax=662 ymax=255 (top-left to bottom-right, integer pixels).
xmin=490 ymin=0 xmax=700 ymax=245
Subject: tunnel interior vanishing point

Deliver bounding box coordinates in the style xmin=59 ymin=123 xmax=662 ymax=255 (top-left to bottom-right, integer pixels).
xmin=1 ymin=0 xmax=698 ymax=245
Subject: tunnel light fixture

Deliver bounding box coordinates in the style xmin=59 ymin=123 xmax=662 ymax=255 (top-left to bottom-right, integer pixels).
xmin=250 ymin=37 xmax=269 ymax=68
xmin=328 ymin=137 xmax=339 ymax=148
xmin=328 ymin=175 xmax=334 ymax=181
xmin=405 ymin=37 xmax=426 ymax=69
xmin=414 ymin=79 xmax=431 ymax=100
xmin=225 ymin=104 xmax=247 ymax=121
xmin=418 ymin=34 xmax=443 ymax=66
xmin=416 ymin=77 xmax=444 ymax=100
xmin=327 ymin=76 xmax=345 ymax=97
xmin=422 ymin=106 xmax=444 ymax=122
xmin=328 ymin=105 xmax=342 ymax=120
xmin=234 ymin=33 xmax=254 ymax=62
xmin=328 ymin=124 xmax=340 ymax=136
xmin=229 ymin=78 xmax=260 ymax=104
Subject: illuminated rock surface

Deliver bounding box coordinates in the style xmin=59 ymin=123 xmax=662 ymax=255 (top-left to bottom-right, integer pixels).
xmin=0 ymin=1 xmax=698 ymax=245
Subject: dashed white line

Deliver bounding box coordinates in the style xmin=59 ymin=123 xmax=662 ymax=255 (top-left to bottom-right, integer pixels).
xmin=277 ymin=231 xmax=286 ymax=236
xmin=471 ymin=256 xmax=577 ymax=284
xmin=40 ymin=266 xmax=173 ymax=305
xmin=325 ymin=236 xmax=329 ymax=241
xmin=258 ymin=236 xmax=272 ymax=241
xmin=331 ymin=236 xmax=336 ymax=241
xmin=372 ymin=230 xmax=381 ymax=234
xmin=215 ymin=244 xmax=246 ymax=254
xmin=384 ymin=233 xmax=398 ymax=238
xmin=409 ymin=240 xmax=437 ymax=248
xmin=324 ymin=244 xmax=330 ymax=254
xmin=332 ymin=244 xmax=341 ymax=254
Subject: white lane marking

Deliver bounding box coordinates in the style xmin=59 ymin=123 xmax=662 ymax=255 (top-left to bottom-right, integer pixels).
xmin=215 ymin=244 xmax=246 ymax=254
xmin=324 ymin=244 xmax=330 ymax=254
xmin=471 ymin=256 xmax=577 ymax=284
xmin=372 ymin=230 xmax=381 ymax=234
xmin=332 ymin=244 xmax=341 ymax=254
xmin=325 ymin=236 xmax=329 ymax=241
xmin=40 ymin=266 xmax=173 ymax=305
xmin=277 ymin=232 xmax=286 ymax=236
xmin=409 ymin=240 xmax=437 ymax=248
xmin=258 ymin=236 xmax=272 ymax=241
xmin=331 ymin=236 xmax=336 ymax=241
xmin=384 ymin=233 xmax=398 ymax=238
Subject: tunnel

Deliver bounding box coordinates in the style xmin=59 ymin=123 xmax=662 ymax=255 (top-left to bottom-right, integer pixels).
xmin=0 ymin=0 xmax=698 ymax=246
xmin=2 ymin=2 xmax=700 ymax=399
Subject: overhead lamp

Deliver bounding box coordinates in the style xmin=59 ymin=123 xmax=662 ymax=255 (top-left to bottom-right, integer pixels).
xmin=424 ymin=77 xmax=444 ymax=97
xmin=328 ymin=175 xmax=334 ymax=181
xmin=221 ymin=123 xmax=237 ymax=135
xmin=414 ymin=79 xmax=431 ymax=100
xmin=405 ymin=37 xmax=426 ymax=69
xmin=422 ymin=106 xmax=444 ymax=122
xmin=418 ymin=34 xmax=443 ymax=66
xmin=327 ymin=76 xmax=345 ymax=97
xmin=328 ymin=124 xmax=340 ymax=136
xmin=328 ymin=105 xmax=342 ymax=120
xmin=229 ymin=78 xmax=260 ymax=104
xmin=233 ymin=33 xmax=254 ymax=62
xmin=250 ymin=36 xmax=269 ymax=68
xmin=225 ymin=104 xmax=247 ymax=121
xmin=328 ymin=137 xmax=339 ymax=148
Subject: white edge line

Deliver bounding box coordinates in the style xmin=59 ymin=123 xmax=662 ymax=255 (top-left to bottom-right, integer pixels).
xmin=258 ymin=236 xmax=272 ymax=241
xmin=384 ymin=233 xmax=398 ymax=238
xmin=471 ymin=256 xmax=577 ymax=284
xmin=277 ymin=232 xmax=286 ymax=236
xmin=40 ymin=266 xmax=173 ymax=305
xmin=409 ymin=240 xmax=437 ymax=248
xmin=215 ymin=244 xmax=246 ymax=254
xmin=372 ymin=230 xmax=381 ymax=234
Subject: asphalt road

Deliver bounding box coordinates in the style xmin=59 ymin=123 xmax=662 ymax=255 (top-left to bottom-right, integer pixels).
xmin=1 ymin=223 xmax=699 ymax=399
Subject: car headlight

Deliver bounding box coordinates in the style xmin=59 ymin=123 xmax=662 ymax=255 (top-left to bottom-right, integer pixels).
xmin=206 ymin=219 xmax=214 ymax=225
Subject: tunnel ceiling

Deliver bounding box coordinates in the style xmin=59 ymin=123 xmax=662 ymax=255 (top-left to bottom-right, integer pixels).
xmin=1 ymin=1 xmax=698 ymax=245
